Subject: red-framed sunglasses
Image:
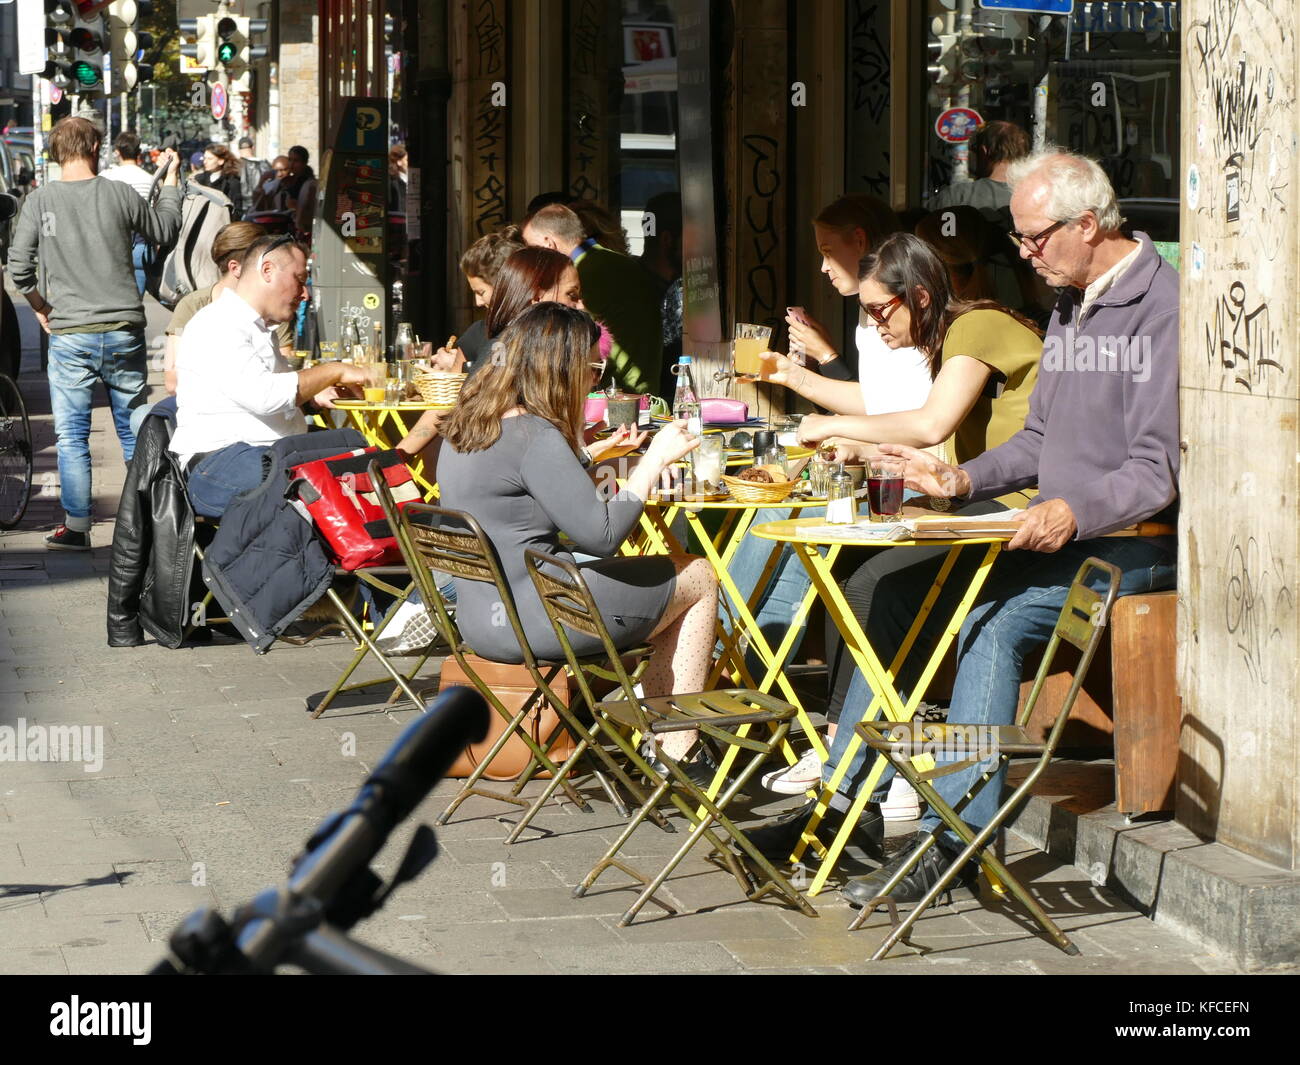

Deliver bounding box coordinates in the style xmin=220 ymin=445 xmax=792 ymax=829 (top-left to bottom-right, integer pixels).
xmin=859 ymin=295 xmax=903 ymax=326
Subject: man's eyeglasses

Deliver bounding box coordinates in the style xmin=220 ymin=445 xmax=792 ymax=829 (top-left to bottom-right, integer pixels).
xmin=1008 ymin=218 xmax=1072 ymax=255
xmin=859 ymin=295 xmax=902 ymax=326
xmin=256 ymin=234 xmax=298 ymax=271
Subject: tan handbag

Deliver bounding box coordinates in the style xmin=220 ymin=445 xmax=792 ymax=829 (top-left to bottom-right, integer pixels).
xmin=439 ymin=656 xmax=577 ymax=780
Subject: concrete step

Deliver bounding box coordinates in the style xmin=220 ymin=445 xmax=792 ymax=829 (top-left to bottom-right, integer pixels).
xmin=1007 ymin=760 xmax=1300 ymax=972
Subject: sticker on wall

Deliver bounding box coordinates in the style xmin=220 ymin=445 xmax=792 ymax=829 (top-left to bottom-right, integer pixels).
xmin=935 ymin=107 xmax=983 ymax=144
xmin=1189 ymin=242 xmax=1204 ymax=279
xmin=1225 ymin=153 xmax=1242 ymax=222
xmin=1186 ymin=164 xmax=1200 ymax=210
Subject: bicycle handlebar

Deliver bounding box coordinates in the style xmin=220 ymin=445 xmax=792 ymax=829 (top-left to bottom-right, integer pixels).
xmin=156 ymin=687 xmax=489 ymax=974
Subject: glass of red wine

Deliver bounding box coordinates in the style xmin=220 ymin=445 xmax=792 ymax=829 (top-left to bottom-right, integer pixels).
xmin=867 ymin=456 xmax=905 ymax=523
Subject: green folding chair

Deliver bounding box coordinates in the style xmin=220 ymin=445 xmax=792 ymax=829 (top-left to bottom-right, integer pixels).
xmin=525 ymin=547 xmax=818 ymax=926
xmin=386 ymin=495 xmax=664 ymax=834
xmin=847 ymin=557 xmax=1121 ymax=958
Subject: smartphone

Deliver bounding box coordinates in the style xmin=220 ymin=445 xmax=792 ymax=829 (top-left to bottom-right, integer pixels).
xmin=786 ymin=307 xmax=810 ymax=365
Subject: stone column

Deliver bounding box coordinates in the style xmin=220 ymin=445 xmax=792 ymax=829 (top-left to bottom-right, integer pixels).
xmin=277 ymin=0 xmax=320 ymax=164
xmin=1177 ymin=1 xmax=1300 ymax=869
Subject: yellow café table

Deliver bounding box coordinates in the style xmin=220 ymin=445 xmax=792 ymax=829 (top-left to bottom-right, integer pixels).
xmin=749 ymin=515 xmax=1007 ymax=897
xmin=329 ymin=398 xmax=444 ymax=498
xmin=631 ymin=484 xmax=829 ymax=767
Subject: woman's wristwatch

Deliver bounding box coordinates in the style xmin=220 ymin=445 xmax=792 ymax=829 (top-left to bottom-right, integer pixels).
xmin=815 ymin=350 xmax=840 ymax=366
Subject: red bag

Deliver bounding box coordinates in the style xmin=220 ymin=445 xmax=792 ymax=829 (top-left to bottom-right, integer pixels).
xmin=290 ymin=447 xmax=422 ymax=570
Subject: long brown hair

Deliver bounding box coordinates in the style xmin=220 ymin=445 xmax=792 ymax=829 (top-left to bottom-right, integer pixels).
xmin=858 ymin=232 xmax=1040 ymax=377
xmin=442 ymin=302 xmax=600 ymax=455
xmin=204 ymin=143 xmax=241 ymax=178
xmin=483 ymin=247 xmax=575 ymax=337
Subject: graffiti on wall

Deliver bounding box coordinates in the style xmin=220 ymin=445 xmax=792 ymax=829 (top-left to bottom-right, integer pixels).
xmin=1187 ymin=0 xmax=1295 ymax=395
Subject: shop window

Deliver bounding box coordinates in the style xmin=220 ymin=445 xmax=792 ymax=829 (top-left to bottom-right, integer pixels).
xmin=918 ymin=0 xmax=1181 ymax=242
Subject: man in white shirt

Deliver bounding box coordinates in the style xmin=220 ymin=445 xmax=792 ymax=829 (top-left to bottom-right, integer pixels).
xmin=171 ymin=234 xmax=369 ymax=517
xmin=102 ymin=131 xmax=157 ymax=294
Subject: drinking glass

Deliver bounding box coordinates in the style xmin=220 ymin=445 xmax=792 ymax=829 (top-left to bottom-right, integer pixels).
xmin=867 ymin=456 xmax=906 ymax=523
xmin=606 ymin=393 xmax=640 ymax=430
xmin=809 ymin=447 xmax=835 ymax=497
xmin=733 ymin=323 xmax=773 ymax=383
xmin=695 ymin=435 xmax=725 ymax=492
xmin=362 ymin=361 xmax=387 ymax=404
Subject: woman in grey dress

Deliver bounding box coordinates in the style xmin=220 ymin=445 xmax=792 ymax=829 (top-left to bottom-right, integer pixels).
xmin=436 ymin=303 xmax=716 ymax=761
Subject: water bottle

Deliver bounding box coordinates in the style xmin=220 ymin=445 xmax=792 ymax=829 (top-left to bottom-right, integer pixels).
xmin=340 ymin=317 xmax=359 ymax=364
xmin=672 ymin=355 xmax=702 ymax=438
xmin=826 ymin=464 xmax=857 ymax=525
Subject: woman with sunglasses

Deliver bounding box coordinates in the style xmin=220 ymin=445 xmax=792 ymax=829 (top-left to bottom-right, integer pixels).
xmin=746 ymin=231 xmax=1042 ymax=804
xmin=766 ymin=231 xmax=1040 ymax=464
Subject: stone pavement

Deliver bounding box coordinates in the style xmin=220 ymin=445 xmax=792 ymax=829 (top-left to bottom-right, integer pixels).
xmin=0 ymin=292 xmax=1245 ymax=975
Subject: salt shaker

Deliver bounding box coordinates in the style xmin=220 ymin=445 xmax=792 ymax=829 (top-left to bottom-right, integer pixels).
xmin=826 ymin=464 xmax=857 ymax=525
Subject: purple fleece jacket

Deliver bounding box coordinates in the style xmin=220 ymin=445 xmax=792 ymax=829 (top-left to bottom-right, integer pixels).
xmin=961 ymin=233 xmax=1179 ymax=540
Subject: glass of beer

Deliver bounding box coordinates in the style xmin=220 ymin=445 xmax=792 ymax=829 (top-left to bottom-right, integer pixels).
xmin=733 ymin=323 xmax=773 ymax=382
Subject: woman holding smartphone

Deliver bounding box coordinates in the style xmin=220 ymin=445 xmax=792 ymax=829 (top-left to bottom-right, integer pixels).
xmin=725 ymin=196 xmax=933 ymax=795
xmin=436 ymin=303 xmax=715 ymax=766
xmin=745 ymin=231 xmax=1042 ymax=847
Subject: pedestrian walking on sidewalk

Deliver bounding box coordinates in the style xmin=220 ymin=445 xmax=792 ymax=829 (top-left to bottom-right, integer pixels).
xmin=6 ymin=116 xmax=182 ymax=550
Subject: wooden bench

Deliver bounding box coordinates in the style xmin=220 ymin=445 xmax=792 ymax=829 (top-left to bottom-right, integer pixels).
xmin=1019 ymin=590 xmax=1179 ymax=818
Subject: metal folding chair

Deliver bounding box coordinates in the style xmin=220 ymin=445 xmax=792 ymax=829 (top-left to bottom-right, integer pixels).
xmin=387 ymin=497 xmax=656 ymax=833
xmin=525 ymin=547 xmax=818 ymax=926
xmin=847 ymin=557 xmax=1121 ymax=958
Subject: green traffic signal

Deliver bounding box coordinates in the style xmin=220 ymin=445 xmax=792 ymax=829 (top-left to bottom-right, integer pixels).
xmin=71 ymin=60 xmax=100 ymax=87
xmin=217 ymin=41 xmax=237 ymax=64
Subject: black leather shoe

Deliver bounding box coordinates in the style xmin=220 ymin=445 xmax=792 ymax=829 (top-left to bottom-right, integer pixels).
xmin=841 ymin=831 xmax=976 ymax=908
xmin=743 ymin=799 xmax=884 ymax=861
xmin=642 ymin=744 xmax=742 ymax=796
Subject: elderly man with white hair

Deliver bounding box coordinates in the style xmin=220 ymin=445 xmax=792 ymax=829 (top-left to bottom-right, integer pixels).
xmin=841 ymin=146 xmax=1180 ymax=904
xmin=744 ymin=147 xmax=1181 ymax=906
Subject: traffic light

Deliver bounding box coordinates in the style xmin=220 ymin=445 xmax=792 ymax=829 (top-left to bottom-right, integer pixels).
xmin=109 ymin=1 xmax=155 ymax=91
xmin=214 ymin=16 xmax=269 ymax=93
xmin=927 ymin=33 xmax=961 ymax=91
xmin=179 ymin=14 xmax=217 ymax=71
xmin=958 ymin=35 xmax=1013 ymax=86
xmin=68 ymin=7 xmax=108 ymax=94
xmin=42 ymin=1 xmax=77 ymax=87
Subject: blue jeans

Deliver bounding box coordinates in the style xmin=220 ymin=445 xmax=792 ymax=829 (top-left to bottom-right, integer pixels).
xmin=47 ymin=329 xmax=148 ymax=522
xmin=131 ymin=238 xmax=152 ymax=296
xmin=722 ymin=505 xmax=823 ymax=679
xmin=824 ymin=536 xmax=1177 ymax=829
xmin=187 ymin=442 xmax=270 ymax=518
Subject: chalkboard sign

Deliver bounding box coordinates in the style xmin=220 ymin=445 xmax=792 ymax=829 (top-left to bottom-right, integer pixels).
xmin=312 ymin=97 xmax=390 ymax=356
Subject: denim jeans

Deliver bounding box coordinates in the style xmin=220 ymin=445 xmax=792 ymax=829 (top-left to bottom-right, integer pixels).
xmin=131 ymin=238 xmax=152 ymax=296
xmin=47 ymin=328 xmax=148 ymax=521
xmin=187 ymin=442 xmax=270 ymax=518
xmin=721 ymin=505 xmax=823 ymax=679
xmin=823 ymin=536 xmax=1176 ymax=829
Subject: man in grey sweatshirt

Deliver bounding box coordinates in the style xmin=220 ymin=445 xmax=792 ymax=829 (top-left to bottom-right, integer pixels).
xmin=841 ymin=147 xmax=1180 ymax=906
xmin=7 ymin=117 xmax=181 ymax=550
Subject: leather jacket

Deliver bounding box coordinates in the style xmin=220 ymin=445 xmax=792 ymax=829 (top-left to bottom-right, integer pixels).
xmin=107 ymin=409 xmax=198 ymax=648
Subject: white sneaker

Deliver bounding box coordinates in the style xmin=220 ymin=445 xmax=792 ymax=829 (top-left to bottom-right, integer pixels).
xmin=880 ymin=776 xmax=923 ymax=821
xmin=761 ymin=749 xmax=824 ymax=795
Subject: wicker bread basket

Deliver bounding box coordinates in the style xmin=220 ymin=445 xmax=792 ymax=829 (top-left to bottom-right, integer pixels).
xmin=722 ymin=473 xmax=798 ymax=504
xmin=414 ymin=372 xmax=467 ymax=408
